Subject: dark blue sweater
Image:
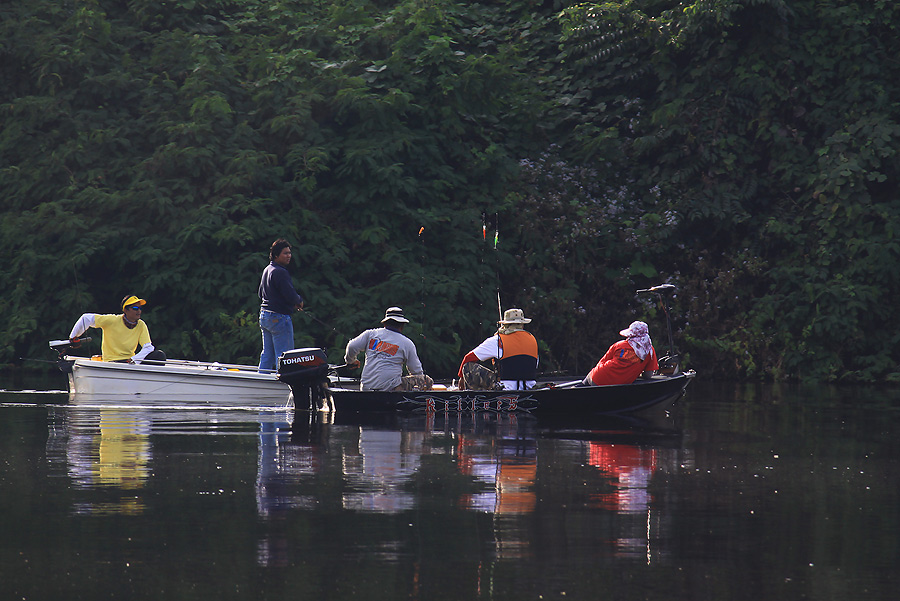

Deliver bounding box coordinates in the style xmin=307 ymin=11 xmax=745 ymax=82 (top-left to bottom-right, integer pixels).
xmin=258 ymin=262 xmax=304 ymax=315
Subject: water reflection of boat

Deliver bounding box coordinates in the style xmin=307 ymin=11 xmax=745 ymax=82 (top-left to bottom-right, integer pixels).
xmin=45 ymin=406 xmax=294 ymax=517
xmin=43 ymin=403 xmax=682 ymax=567
xmin=535 ymin=411 xmax=682 ymax=445
xmin=529 ymin=414 xmax=681 ymax=562
xmin=281 ymin=411 xmax=680 ymax=562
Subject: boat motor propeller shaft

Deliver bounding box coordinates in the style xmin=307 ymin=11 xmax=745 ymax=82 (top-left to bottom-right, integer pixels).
xmin=277 ymin=348 xmax=332 ymax=410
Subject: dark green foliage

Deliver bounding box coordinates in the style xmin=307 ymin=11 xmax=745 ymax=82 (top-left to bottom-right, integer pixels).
xmin=557 ymin=0 xmax=900 ymax=381
xmin=2 ymin=0 xmax=899 ymax=382
xmin=0 ymin=0 xmax=529 ymax=376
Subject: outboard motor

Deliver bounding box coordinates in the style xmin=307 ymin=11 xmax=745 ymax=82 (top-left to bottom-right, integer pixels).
xmin=277 ymin=348 xmax=330 ymax=410
xmin=48 ymin=337 xmax=92 ymax=374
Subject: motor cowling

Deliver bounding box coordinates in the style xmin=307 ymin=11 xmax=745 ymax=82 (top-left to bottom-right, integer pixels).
xmin=277 ymin=348 xmax=330 ymax=409
xmin=49 ymin=337 xmax=92 ymax=373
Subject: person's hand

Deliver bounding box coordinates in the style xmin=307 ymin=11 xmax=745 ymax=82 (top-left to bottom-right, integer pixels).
xmin=296 ymin=302 xmax=305 ymax=311
xmin=69 ymin=338 xmax=82 ymax=348
xmin=348 ymin=359 xmax=360 ymax=369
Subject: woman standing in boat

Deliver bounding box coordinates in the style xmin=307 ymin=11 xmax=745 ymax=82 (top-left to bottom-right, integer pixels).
xmin=258 ymin=238 xmax=305 ymax=373
xmin=583 ymin=321 xmax=658 ymax=386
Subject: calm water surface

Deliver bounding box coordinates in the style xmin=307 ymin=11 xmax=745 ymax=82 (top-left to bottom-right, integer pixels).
xmin=0 ymin=373 xmax=898 ymax=601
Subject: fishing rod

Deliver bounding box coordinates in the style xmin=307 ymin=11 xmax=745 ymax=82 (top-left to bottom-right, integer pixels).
xmin=478 ymin=211 xmax=503 ymax=331
xmin=489 ymin=213 xmax=504 ymax=373
xmin=300 ymin=310 xmax=341 ymax=339
xmin=636 ymin=284 xmax=680 ymax=373
xmin=20 ymin=337 xmax=95 ymax=372
xmin=19 ymin=357 xmax=62 ymax=366
xmin=300 ymin=311 xmax=377 ymax=373
xmin=479 ymin=212 xmax=488 ymax=327
xmin=481 ymin=212 xmax=502 ymax=321
xmin=493 ymin=212 xmax=501 ymax=320
xmin=418 ymin=225 xmax=427 ymax=347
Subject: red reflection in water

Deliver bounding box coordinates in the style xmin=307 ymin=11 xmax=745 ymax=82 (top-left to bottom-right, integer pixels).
xmin=588 ymin=442 xmax=657 ymax=514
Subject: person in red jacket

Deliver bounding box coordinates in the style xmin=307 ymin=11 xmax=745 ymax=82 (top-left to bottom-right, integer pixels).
xmin=584 ymin=321 xmax=658 ymax=386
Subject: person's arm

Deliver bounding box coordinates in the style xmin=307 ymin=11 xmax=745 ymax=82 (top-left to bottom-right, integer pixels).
xmin=458 ymin=335 xmax=500 ymax=377
xmin=132 ymin=343 xmax=156 ymax=364
xmin=274 ymin=267 xmax=304 ymax=310
xmin=130 ymin=323 xmax=155 ymax=363
xmin=640 ymin=347 xmax=659 ymax=378
xmin=69 ymin=314 xmax=97 ymax=339
xmin=457 ymin=351 xmax=480 ymax=378
xmin=584 ymin=343 xmax=617 ymax=385
xmin=405 ymin=342 xmax=425 ymax=376
xmin=344 ymin=331 xmax=369 ymax=368
xmin=583 ymin=358 xmax=601 ymax=386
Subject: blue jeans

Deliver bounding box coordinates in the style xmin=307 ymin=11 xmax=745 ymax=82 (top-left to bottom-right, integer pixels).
xmin=258 ymin=309 xmax=294 ymax=372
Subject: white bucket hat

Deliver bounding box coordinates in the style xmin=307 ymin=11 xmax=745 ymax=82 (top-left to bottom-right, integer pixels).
xmin=381 ymin=306 xmax=410 ymax=324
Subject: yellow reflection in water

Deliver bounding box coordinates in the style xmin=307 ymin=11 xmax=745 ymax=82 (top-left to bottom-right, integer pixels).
xmin=96 ymin=412 xmax=151 ymax=489
xmin=65 ymin=410 xmax=151 ymax=515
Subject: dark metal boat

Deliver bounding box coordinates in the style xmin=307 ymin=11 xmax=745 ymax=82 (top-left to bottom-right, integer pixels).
xmin=277 ymin=347 xmax=695 ymax=415
xmin=278 ymin=285 xmax=696 ymax=416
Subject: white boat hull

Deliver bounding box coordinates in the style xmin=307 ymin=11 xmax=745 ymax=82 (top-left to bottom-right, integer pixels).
xmin=67 ymin=358 xmax=293 ymax=408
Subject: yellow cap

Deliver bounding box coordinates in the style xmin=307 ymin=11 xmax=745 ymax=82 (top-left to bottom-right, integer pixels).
xmin=122 ymin=295 xmax=147 ymax=310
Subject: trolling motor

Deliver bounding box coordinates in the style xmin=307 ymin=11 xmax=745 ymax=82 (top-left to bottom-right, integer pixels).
xmin=276 ymin=348 xmax=332 ymax=410
xmin=636 ymin=284 xmax=681 ymax=375
xmin=48 ymin=337 xmax=92 ymax=373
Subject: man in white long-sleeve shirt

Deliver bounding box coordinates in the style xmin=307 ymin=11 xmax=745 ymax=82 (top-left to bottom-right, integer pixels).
xmin=69 ymin=295 xmax=166 ymax=363
xmin=344 ymin=307 xmax=432 ymax=391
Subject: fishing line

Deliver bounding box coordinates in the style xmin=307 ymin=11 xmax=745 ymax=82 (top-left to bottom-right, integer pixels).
xmin=493 ymin=212 xmax=501 ymax=320
xmin=480 ymin=212 xmax=487 ymax=329
xmin=418 ymin=226 xmax=426 ymax=348
xmin=301 ymin=309 xmax=343 ymax=340
xmin=492 ymin=213 xmax=502 ymax=372
xmin=71 ymin=258 xmax=83 ymax=305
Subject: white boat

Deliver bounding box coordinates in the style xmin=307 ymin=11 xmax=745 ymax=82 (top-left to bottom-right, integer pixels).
xmin=58 ymin=355 xmax=293 ymax=408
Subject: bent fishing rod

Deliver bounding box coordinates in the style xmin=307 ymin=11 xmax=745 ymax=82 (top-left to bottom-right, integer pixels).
xmin=636 ymin=284 xmax=677 ymax=359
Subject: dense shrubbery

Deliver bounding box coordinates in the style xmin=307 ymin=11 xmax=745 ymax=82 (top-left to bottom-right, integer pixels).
xmin=553 ymin=0 xmax=900 ymax=381
xmin=2 ymin=0 xmax=898 ymax=382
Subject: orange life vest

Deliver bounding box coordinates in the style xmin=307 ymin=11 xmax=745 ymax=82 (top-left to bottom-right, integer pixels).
xmin=497 ymin=331 xmax=538 ymax=381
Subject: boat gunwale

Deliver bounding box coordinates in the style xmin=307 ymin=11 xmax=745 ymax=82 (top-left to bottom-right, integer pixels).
xmin=70 ymin=357 xmax=278 ymax=380
xmin=325 ymin=371 xmax=695 ymax=395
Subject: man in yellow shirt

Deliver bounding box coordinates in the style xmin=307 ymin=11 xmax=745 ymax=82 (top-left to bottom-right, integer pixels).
xmin=68 ymin=295 xmax=166 ymax=363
